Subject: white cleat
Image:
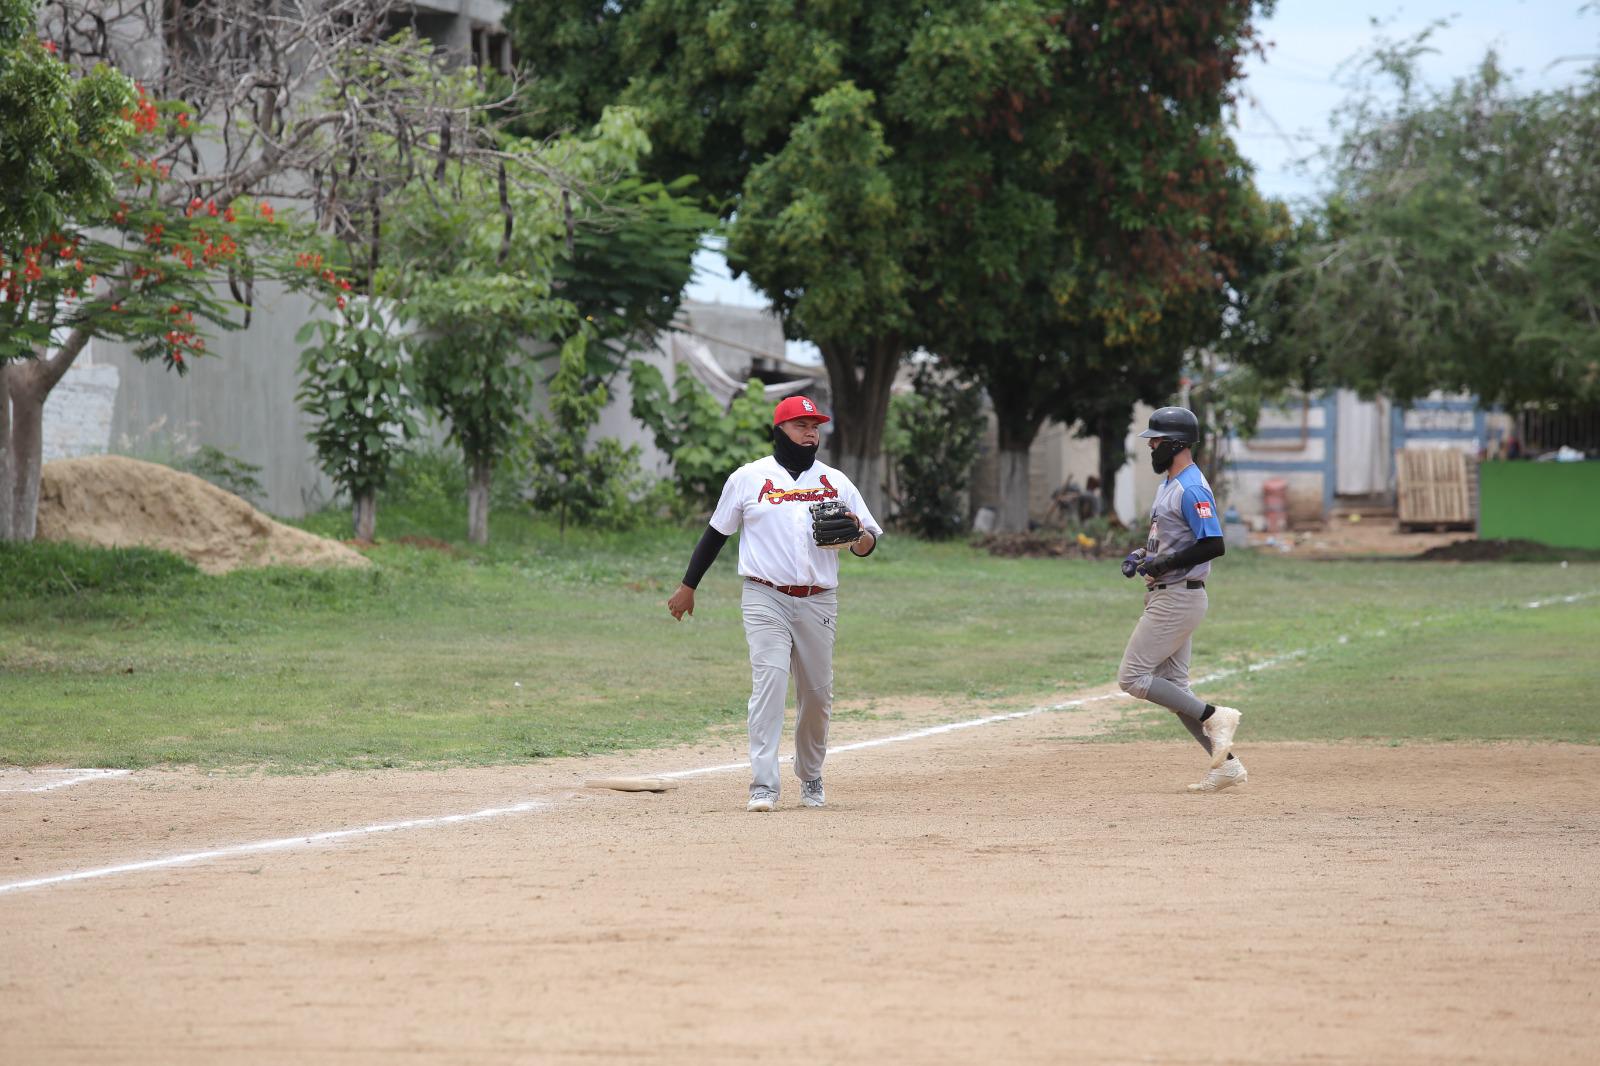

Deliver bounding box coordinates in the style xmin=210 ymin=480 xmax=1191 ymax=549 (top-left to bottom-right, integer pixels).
xmin=1202 ymin=706 xmax=1242 ymax=769
xmin=801 ymin=777 xmax=825 ymax=808
xmin=1188 ymin=758 xmax=1248 ymax=793
xmin=747 ymin=790 xmax=777 ymax=813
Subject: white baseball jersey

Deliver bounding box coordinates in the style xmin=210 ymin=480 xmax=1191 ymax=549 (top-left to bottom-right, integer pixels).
xmin=709 ymin=456 xmax=883 ymax=588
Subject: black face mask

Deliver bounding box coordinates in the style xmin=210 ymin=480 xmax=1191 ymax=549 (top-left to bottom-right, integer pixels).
xmin=1151 ymin=439 xmax=1185 ymax=474
xmin=772 ymin=426 xmax=820 ymax=478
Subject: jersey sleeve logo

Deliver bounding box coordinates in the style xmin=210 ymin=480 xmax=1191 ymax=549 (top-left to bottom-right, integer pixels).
xmin=758 ymin=474 xmax=840 ymax=505
xmin=1193 ymin=500 xmax=1214 ymax=520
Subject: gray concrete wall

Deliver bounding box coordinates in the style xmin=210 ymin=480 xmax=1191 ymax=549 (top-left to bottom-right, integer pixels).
xmin=42 ymin=365 xmax=120 ymax=462
xmin=95 ymin=282 xmax=338 ymax=517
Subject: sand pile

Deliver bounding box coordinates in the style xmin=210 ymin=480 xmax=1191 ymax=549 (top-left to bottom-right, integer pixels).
xmin=36 ymin=455 xmax=370 ymax=575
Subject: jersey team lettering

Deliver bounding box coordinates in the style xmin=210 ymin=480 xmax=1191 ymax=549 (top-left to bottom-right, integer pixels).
xmin=759 ymin=475 xmax=841 ymax=505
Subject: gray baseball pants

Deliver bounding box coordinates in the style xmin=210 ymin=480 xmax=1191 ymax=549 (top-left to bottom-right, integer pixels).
xmin=1118 ymin=587 xmax=1213 ymax=749
xmin=741 ymin=579 xmax=837 ymax=798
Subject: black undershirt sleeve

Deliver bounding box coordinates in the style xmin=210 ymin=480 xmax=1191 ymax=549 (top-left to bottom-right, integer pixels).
xmin=1163 ymin=535 xmax=1225 ymax=570
xmin=681 ymin=526 xmax=729 ymax=589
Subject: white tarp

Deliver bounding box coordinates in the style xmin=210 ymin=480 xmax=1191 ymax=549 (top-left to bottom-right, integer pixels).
xmin=1335 ymin=389 xmax=1390 ymax=495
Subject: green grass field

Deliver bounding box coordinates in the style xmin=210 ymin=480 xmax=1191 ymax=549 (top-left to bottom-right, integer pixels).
xmin=3 ymin=507 xmax=1597 ymax=770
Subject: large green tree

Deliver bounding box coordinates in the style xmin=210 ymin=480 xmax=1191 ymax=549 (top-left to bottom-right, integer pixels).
xmin=510 ymin=1 xmax=1075 ymax=512
xmin=513 ymin=1 xmax=1276 ymax=519
xmin=923 ymin=3 xmax=1276 ymax=531
xmin=1261 ymin=34 xmax=1600 ymax=408
xmin=384 ymin=108 xmax=709 ymax=544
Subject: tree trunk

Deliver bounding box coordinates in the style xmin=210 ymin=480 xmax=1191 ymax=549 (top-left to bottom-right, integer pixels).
xmin=7 ymin=373 xmax=47 ymax=543
xmin=466 ymin=457 xmax=492 ymax=545
xmin=2 ymin=330 xmax=93 ymax=542
xmin=818 ymin=337 xmax=901 ymax=521
xmin=1094 ymin=408 xmax=1133 ymax=517
xmin=0 ymin=364 xmax=14 ymax=541
xmin=991 ymin=388 xmax=1045 ymax=535
xmin=996 ymin=445 xmax=1031 ymax=533
xmin=352 ymin=492 xmax=376 ymax=542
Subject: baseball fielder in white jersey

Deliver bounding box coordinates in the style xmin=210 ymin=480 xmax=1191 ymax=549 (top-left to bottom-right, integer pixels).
xmin=1116 ymin=405 xmax=1247 ymax=792
xmin=667 ymin=395 xmax=883 ymax=812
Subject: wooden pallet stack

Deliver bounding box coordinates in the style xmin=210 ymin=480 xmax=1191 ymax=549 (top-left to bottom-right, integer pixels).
xmin=1396 ymin=448 xmax=1477 ymax=530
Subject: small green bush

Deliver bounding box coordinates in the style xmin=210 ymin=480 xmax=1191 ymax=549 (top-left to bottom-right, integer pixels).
xmin=885 ymin=364 xmax=985 ymax=540
xmin=178 ymin=445 xmax=267 ymax=505
xmin=385 ymin=446 xmax=469 ymax=508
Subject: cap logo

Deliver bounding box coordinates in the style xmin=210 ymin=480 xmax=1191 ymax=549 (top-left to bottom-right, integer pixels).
xmin=801 ymin=398 xmax=814 ymax=413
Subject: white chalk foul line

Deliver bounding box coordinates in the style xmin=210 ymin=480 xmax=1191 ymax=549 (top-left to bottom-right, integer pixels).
xmin=654 ymin=694 xmax=1130 ymax=780
xmin=0 ymin=689 xmax=1168 ymax=897
xmin=0 ymin=801 xmax=547 ymax=896
xmin=1524 ymin=591 xmax=1598 ymax=610
xmin=0 ymin=769 xmax=131 ymax=794
xmin=654 ymin=646 xmax=1317 ymax=781
xmin=2 ymin=585 xmax=1591 ymax=897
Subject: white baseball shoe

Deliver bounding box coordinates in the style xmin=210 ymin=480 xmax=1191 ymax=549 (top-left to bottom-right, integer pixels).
xmin=1188 ymin=758 xmax=1248 ymax=793
xmin=1202 ymin=706 xmax=1242 ymax=768
xmin=747 ymin=789 xmax=777 ymax=813
xmin=801 ymin=777 xmax=825 ymax=808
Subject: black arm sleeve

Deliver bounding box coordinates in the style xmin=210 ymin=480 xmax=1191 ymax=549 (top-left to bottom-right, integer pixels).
xmin=681 ymin=526 xmax=730 ymax=589
xmin=1163 ymin=535 xmax=1225 ymax=570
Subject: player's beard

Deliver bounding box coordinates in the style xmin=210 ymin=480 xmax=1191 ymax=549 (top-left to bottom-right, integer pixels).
xmin=772 ymin=426 xmax=820 ymax=477
xmin=1150 ymin=440 xmax=1184 ymax=474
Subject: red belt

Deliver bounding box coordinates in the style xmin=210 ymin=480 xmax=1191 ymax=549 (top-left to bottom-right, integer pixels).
xmin=748 ymin=577 xmax=830 ymax=598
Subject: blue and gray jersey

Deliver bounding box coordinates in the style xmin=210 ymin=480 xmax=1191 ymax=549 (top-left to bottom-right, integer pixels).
xmin=1145 ymin=465 xmax=1224 ymax=583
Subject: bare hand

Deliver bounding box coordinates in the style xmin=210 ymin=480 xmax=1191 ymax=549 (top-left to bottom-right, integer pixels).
xmin=667 ymin=584 xmax=695 ymax=621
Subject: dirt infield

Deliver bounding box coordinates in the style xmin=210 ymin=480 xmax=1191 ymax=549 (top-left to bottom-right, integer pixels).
xmin=3 ymin=703 xmax=1596 ymax=1065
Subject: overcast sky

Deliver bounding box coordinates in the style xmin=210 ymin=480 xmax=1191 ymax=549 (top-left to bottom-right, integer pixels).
xmin=687 ymin=1 xmax=1597 ymax=345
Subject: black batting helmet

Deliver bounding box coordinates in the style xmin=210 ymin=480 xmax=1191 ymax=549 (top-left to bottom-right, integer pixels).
xmin=1138 ymin=406 xmax=1200 ymax=445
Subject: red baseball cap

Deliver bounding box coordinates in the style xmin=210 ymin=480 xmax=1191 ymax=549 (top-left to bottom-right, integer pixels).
xmin=772 ymin=395 xmax=830 ymax=426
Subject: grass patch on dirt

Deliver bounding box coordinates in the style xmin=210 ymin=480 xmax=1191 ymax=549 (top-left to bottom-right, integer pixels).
xmin=3 ymin=505 xmax=1597 ymax=770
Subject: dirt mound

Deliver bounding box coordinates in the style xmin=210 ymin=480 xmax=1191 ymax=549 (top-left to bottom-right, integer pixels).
xmin=37 ymin=455 xmax=370 ymax=575
xmin=1413 ymin=537 xmax=1600 ymax=562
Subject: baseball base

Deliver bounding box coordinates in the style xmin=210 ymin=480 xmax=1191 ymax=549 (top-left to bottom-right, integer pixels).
xmin=585 ymin=776 xmax=677 ymax=793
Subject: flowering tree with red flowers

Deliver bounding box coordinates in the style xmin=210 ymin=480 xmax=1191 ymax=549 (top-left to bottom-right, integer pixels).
xmin=1 ymin=92 xmax=285 ymax=537
xmin=1 ymin=0 xmax=289 ymax=539
xmin=4 ymin=0 xmax=529 ymax=541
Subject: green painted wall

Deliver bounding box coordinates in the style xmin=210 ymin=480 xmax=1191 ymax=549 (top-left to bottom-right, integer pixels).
xmin=1479 ymin=461 xmax=1600 ymax=549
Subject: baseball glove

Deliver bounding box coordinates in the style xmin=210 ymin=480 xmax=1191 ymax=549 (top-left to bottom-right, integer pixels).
xmin=810 ymin=500 xmax=860 ymax=550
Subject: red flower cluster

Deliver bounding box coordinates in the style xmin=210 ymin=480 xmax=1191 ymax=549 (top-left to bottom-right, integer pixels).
xmin=295 ymin=251 xmax=355 ymax=310
xmin=1 ymin=233 xmax=86 ymax=303
xmin=163 ymin=303 xmax=205 ymax=367
xmin=124 ymin=85 xmax=160 ymax=135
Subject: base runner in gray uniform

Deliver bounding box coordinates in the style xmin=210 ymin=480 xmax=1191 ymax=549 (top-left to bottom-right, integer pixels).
xmin=1117 ymin=406 xmax=1247 ymax=792
xmin=667 ymin=395 xmax=882 ymax=812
